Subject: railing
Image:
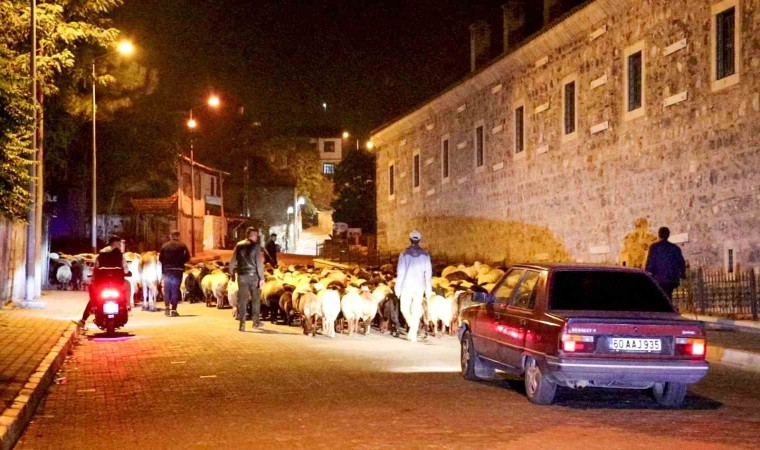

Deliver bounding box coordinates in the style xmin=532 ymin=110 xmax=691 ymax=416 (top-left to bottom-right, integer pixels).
xmin=672 ymin=268 xmax=759 ymax=320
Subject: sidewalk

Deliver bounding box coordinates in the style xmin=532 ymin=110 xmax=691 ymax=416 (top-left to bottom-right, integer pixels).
xmin=0 ymin=291 xmax=85 ymax=450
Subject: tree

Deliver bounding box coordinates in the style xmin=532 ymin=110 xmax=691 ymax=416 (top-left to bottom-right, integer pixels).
xmin=331 ymin=148 xmax=376 ymax=233
xmin=0 ymin=0 xmax=131 ymax=219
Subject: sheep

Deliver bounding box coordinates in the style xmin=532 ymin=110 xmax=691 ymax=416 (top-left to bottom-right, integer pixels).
xmin=124 ymin=251 xmax=141 ymax=308
xmin=424 ymin=293 xmax=458 ymax=338
xmin=139 ymin=251 xmax=162 ymax=311
xmin=340 ymin=289 xmax=363 ymax=335
xmin=211 ymin=271 xmax=230 ymax=309
xmin=227 ymin=278 xmax=240 ymax=319
xmin=260 ymin=279 xmax=285 ymax=323
xmin=318 ymin=288 xmax=341 ymax=338
xmin=56 ymin=260 xmax=72 ymax=290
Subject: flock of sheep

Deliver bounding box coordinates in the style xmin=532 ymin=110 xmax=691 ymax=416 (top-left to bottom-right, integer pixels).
xmin=51 ymin=250 xmax=507 ymax=340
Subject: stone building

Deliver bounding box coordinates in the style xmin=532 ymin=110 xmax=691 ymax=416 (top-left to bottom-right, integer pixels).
xmin=371 ymin=0 xmax=759 ymax=271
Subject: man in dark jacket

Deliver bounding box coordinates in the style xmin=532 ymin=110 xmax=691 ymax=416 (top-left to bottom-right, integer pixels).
xmin=645 ymin=227 xmax=686 ymax=299
xmin=229 ymin=227 xmax=265 ymax=331
xmin=159 ymin=230 xmax=190 ymax=316
xmin=263 ymin=233 xmax=279 ymax=268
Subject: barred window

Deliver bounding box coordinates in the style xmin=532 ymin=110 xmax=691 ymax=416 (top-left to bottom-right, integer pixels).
xmin=515 ymin=106 xmax=524 ymax=154
xmin=564 ymin=81 xmax=576 ymax=135
xmin=388 ymin=164 xmax=395 ymax=196
xmin=475 ymin=126 xmax=484 ymax=167
xmin=716 ymin=7 xmax=736 ymax=80
xmin=627 ymin=51 xmax=642 ymax=112
xmin=441 ymin=139 xmax=449 ymax=179
xmin=413 ymin=154 xmax=420 ymax=188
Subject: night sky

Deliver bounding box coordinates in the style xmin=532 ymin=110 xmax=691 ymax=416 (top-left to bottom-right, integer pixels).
xmin=114 ymin=0 xmax=509 ymax=139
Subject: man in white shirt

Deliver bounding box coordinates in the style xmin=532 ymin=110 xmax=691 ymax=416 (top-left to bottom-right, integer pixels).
xmin=395 ymin=230 xmax=433 ymax=342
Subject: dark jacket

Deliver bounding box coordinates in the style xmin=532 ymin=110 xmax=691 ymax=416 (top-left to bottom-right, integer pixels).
xmin=96 ymin=246 xmax=125 ymax=269
xmin=159 ymin=239 xmax=190 ymax=272
xmin=229 ymin=239 xmax=265 ymax=280
xmin=264 ymin=239 xmax=278 ymax=266
xmin=645 ymin=240 xmax=686 ymax=287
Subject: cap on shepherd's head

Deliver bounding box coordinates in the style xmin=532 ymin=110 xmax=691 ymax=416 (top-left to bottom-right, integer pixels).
xmin=108 ymin=235 xmax=121 ymax=245
xmin=409 ymin=230 xmax=422 ymax=242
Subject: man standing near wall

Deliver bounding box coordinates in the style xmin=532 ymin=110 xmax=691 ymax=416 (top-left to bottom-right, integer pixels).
xmin=264 ymin=233 xmax=279 ymax=268
xmin=395 ymin=231 xmax=433 ymax=343
xmin=645 ymin=227 xmax=686 ymax=300
xmin=159 ymin=230 xmax=190 ymax=317
xmin=229 ymin=227 xmax=265 ymax=331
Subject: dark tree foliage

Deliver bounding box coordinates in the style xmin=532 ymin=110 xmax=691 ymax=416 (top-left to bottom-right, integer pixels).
xmin=331 ymin=148 xmax=376 ymax=233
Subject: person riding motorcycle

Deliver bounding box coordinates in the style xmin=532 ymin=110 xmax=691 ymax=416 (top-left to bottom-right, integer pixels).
xmin=77 ymin=235 xmax=130 ymax=328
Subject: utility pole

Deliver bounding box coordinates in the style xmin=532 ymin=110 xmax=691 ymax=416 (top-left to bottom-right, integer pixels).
xmin=24 ymin=0 xmax=38 ymax=302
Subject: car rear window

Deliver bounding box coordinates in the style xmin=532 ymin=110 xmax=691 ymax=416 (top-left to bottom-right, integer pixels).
xmin=549 ymin=271 xmax=674 ymax=312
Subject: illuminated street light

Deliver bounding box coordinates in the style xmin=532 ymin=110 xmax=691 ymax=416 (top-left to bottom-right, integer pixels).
xmin=366 ymin=141 xmax=374 ymax=150
xmin=117 ymin=40 xmax=135 ymax=56
xmin=342 ymin=131 xmax=350 ymax=139
xmin=208 ymin=95 xmax=220 ymax=107
xmin=186 ymin=118 xmax=198 ymax=129
xmin=298 ymin=196 xmax=306 ymax=206
xmin=287 ymin=206 xmax=295 ymax=214
xmin=91 ymin=40 xmax=136 ymax=252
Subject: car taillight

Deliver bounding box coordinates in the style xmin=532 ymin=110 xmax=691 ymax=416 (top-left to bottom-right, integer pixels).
xmin=101 ymin=288 xmax=120 ymax=300
xmin=561 ymin=334 xmax=595 ymax=353
xmin=675 ymin=337 xmax=706 ymax=357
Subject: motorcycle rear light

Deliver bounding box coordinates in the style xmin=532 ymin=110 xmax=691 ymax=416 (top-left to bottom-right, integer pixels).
xmin=561 ymin=334 xmax=595 ymax=353
xmin=101 ymin=288 xmax=120 ymax=300
xmin=675 ymin=337 xmax=706 ymax=357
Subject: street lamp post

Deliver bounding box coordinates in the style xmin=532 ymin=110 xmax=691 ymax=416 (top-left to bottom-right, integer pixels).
xmin=184 ymin=95 xmax=220 ymax=257
xmin=91 ymin=40 xmax=134 ymax=252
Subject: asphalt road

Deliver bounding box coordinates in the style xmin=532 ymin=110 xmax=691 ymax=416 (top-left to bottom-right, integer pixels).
xmin=16 ymin=298 xmax=760 ymax=449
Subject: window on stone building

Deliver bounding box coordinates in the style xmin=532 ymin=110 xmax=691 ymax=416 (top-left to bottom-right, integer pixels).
xmin=727 ymin=248 xmax=734 ymax=274
xmin=441 ymin=138 xmax=450 ymax=180
xmin=627 ymin=52 xmax=642 ymax=112
xmin=563 ymin=81 xmax=576 ymax=135
xmin=716 ymin=7 xmax=735 ymax=80
xmin=475 ymin=125 xmax=484 ymax=167
xmin=514 ymin=106 xmax=524 ymax=154
xmin=413 ymin=153 xmax=421 ymax=189
xmin=623 ymin=41 xmax=646 ymax=121
xmin=388 ymin=163 xmax=395 ymax=197
xmin=323 ymin=140 xmax=336 ymax=153
xmin=322 ymin=163 xmax=335 ymax=175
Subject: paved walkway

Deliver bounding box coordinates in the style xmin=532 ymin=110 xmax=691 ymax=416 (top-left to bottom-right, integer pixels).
xmin=0 ymin=292 xmax=84 ymax=411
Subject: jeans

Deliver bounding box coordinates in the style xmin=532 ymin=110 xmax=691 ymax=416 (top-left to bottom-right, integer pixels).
xmin=238 ymin=274 xmax=261 ymax=326
xmin=163 ymin=271 xmax=182 ymax=309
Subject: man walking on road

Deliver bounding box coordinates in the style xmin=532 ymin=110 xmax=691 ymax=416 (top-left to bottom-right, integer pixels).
xmin=229 ymin=227 xmax=265 ymax=331
xmin=159 ymin=230 xmax=190 ymax=317
xmin=645 ymin=226 xmax=686 ymax=300
xmin=395 ymin=230 xmax=433 ymax=343
xmin=264 ymin=232 xmax=279 ymax=268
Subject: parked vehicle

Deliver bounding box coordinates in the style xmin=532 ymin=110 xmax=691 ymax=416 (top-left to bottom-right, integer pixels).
xmin=458 ymin=263 xmax=708 ymax=407
xmin=91 ymin=267 xmax=130 ymax=336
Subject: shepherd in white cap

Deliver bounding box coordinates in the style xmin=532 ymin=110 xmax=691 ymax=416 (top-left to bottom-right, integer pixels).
xmin=395 ymin=230 xmax=433 ymax=342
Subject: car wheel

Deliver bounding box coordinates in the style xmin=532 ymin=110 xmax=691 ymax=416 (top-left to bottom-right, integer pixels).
xmin=460 ymin=330 xmax=493 ymax=381
xmin=524 ymin=356 xmax=556 ymax=405
xmin=651 ymin=382 xmax=687 ymax=408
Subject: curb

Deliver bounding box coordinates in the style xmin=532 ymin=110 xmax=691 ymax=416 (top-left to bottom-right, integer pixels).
xmin=0 ymin=323 xmax=79 ymax=450
xmin=707 ymin=345 xmax=760 ymax=372
xmin=688 ymin=314 xmax=760 ymax=334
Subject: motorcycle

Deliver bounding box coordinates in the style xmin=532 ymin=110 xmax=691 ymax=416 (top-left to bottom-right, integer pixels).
xmin=91 ymin=267 xmax=131 ymax=335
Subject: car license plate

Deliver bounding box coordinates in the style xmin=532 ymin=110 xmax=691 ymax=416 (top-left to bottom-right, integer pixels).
xmin=610 ymin=338 xmax=661 ymax=352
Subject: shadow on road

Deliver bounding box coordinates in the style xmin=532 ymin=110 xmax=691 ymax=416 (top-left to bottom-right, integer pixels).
xmin=88 ymin=331 xmax=135 ymax=341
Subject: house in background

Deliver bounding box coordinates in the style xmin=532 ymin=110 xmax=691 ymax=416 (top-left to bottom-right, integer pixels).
xmin=177 ymin=155 xmax=229 ymax=255
xmin=317 ymin=137 xmax=343 ymax=176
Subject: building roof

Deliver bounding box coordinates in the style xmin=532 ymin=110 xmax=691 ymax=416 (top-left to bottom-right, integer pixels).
xmin=370 ymin=0 xmax=623 ymax=139
xmin=130 ymin=194 xmax=178 ymax=214
xmin=178 ymin=154 xmax=230 ymax=176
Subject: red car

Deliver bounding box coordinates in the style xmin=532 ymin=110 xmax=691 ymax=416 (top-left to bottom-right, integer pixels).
xmin=458 ymin=263 xmax=708 ymax=407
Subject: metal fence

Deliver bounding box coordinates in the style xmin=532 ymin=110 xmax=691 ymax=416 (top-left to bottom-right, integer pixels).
xmin=318 ymin=240 xmax=759 ymax=320
xmin=672 ymin=268 xmax=759 ymax=320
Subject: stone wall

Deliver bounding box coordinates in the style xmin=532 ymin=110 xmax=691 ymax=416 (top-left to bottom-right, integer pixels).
xmin=372 ymin=0 xmax=759 ymax=270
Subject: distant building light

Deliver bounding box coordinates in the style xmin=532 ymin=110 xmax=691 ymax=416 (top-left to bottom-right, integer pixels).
xmin=323 ymin=163 xmax=335 ymax=175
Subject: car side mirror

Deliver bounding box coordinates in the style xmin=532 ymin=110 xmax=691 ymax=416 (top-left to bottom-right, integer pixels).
xmin=473 ymin=291 xmax=496 ymax=304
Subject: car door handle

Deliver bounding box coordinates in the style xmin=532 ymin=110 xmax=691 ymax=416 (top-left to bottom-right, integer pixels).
xmin=519 ymin=319 xmax=527 ymax=326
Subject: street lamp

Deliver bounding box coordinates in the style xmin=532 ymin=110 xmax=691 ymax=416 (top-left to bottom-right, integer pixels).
xmin=366 ymin=141 xmax=374 ymax=150
xmin=342 ymin=130 xmax=360 ymax=150
xmin=91 ymin=39 xmax=135 ymax=252
xmin=186 ymin=94 xmax=221 ymax=256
